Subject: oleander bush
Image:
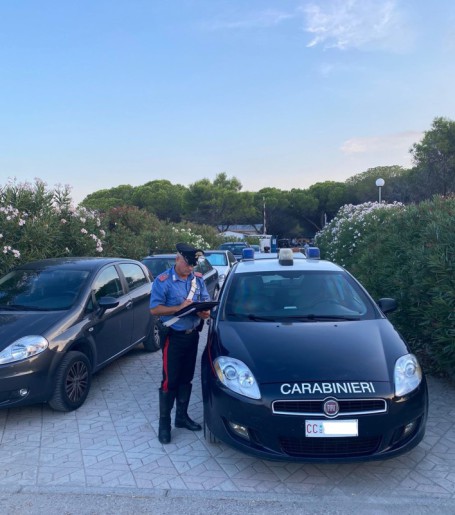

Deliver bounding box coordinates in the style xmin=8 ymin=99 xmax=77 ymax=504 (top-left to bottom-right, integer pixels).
xmin=316 ymin=196 xmax=455 ymax=378
xmin=0 ymin=179 xmax=223 ymax=274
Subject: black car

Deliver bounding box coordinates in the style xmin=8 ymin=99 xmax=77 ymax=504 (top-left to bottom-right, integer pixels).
xmin=141 ymin=253 xmax=219 ymax=350
xmin=201 ymin=248 xmax=428 ymax=462
xmin=0 ymin=257 xmax=156 ymax=411
xmin=218 ymin=242 xmax=250 ymax=261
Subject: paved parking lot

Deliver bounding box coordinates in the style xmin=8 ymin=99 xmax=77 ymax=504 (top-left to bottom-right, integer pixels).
xmin=0 ymin=329 xmax=454 ymax=511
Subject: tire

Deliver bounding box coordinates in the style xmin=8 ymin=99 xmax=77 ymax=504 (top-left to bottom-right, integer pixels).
xmin=204 ymin=417 xmax=220 ymax=444
xmin=143 ymin=316 xmax=161 ymax=352
xmin=48 ymin=351 xmax=92 ymax=412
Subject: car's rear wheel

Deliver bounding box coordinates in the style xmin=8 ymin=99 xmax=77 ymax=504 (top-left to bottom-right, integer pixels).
xmin=204 ymin=418 xmax=220 ymax=444
xmin=143 ymin=316 xmax=161 ymax=352
xmin=49 ymin=351 xmax=92 ymax=412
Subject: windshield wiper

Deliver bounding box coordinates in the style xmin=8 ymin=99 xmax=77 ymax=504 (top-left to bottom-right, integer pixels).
xmin=226 ymin=312 xmax=277 ymax=321
xmin=287 ymin=314 xmax=361 ymax=321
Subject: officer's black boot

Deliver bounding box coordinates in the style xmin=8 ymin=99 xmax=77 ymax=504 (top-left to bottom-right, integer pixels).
xmin=175 ymin=383 xmax=202 ymax=431
xmin=158 ymin=388 xmax=176 ymax=444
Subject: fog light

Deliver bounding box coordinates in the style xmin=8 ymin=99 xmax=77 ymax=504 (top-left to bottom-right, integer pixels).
xmin=403 ymin=420 xmax=417 ymax=437
xmin=228 ymin=422 xmax=250 ymax=440
xmin=19 ymin=388 xmax=29 ymax=397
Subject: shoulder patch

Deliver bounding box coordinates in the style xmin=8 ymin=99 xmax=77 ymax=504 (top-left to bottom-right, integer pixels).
xmin=194 ymin=272 xmax=203 ymax=278
xmin=158 ymin=273 xmax=169 ymax=282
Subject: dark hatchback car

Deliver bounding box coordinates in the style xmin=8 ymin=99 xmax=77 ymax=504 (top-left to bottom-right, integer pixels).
xmin=141 ymin=253 xmax=219 ymax=350
xmin=201 ymin=249 xmax=428 ymax=462
xmin=218 ymin=242 xmax=250 ymax=261
xmin=0 ymin=257 xmax=156 ymax=412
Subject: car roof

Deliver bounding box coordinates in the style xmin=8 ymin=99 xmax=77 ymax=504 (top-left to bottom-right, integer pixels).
xmin=143 ymin=254 xmax=176 ymax=259
xmin=15 ymin=257 xmax=139 ymax=272
xmin=233 ymin=253 xmax=343 ymax=274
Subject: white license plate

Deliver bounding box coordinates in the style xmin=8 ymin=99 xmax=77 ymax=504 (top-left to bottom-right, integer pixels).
xmin=305 ymin=419 xmax=358 ymax=437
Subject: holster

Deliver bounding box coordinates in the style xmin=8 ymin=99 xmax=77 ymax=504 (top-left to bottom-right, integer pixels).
xmin=157 ymin=319 xmax=170 ymax=349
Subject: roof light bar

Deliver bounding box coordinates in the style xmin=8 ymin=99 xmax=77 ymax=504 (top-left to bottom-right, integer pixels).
xmin=306 ymin=247 xmax=321 ymax=259
xmin=278 ymin=248 xmax=293 ymax=265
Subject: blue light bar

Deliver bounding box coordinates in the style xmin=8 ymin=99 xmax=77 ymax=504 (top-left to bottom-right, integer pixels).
xmin=242 ymin=248 xmax=255 ymax=260
xmin=306 ymin=247 xmax=320 ymax=259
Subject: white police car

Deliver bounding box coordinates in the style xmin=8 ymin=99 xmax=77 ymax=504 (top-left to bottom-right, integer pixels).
xmin=201 ymin=248 xmax=428 ymax=462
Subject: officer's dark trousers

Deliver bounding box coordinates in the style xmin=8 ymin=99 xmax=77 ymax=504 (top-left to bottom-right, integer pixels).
xmin=161 ymin=329 xmax=199 ymax=394
xmin=158 ymin=329 xmax=200 ymax=443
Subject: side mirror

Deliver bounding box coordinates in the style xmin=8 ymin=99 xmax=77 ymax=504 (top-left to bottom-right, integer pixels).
xmin=97 ymin=296 xmax=120 ymax=315
xmin=377 ymin=298 xmax=397 ymax=314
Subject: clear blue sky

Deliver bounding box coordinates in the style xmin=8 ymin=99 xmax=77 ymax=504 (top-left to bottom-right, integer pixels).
xmin=1 ymin=0 xmax=455 ymax=204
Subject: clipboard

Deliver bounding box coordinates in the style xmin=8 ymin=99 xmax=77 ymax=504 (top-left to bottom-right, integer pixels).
xmin=163 ymin=301 xmax=219 ymax=327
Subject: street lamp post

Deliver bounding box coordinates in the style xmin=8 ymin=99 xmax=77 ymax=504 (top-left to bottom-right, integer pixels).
xmin=375 ymin=178 xmax=385 ymax=203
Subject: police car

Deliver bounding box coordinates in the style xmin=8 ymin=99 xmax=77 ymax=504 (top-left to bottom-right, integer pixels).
xmin=201 ymin=248 xmax=428 ymax=462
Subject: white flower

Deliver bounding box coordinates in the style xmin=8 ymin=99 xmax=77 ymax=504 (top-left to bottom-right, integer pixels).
xmin=60 ymin=218 xmax=67 ymax=224
xmin=80 ymin=228 xmax=88 ymax=234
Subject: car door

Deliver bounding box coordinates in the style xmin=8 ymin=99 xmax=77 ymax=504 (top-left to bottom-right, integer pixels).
xmin=117 ymin=262 xmax=152 ymax=346
xmin=196 ymin=258 xmax=219 ymax=299
xmin=88 ymin=264 xmax=134 ymax=367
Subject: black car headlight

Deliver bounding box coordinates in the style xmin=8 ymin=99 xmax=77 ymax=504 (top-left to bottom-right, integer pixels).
xmin=213 ymin=356 xmax=261 ymax=399
xmin=0 ymin=336 xmax=49 ymax=365
xmin=394 ymin=353 xmax=422 ymax=396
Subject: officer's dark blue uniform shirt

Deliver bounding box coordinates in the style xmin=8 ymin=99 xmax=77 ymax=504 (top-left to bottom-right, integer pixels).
xmin=150 ymin=266 xmax=210 ymax=331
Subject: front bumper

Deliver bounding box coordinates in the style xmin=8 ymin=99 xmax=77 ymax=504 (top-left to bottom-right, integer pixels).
xmin=202 ymin=375 xmax=428 ymax=462
xmin=0 ymin=350 xmax=60 ymax=408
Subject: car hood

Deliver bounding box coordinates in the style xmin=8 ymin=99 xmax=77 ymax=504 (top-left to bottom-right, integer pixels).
xmin=0 ymin=311 xmax=65 ymax=350
xmin=214 ymin=319 xmax=409 ymax=383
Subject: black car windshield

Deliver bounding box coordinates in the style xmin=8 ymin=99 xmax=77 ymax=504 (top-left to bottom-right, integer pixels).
xmin=0 ymin=269 xmax=90 ymax=310
xmin=223 ymin=270 xmax=375 ymax=321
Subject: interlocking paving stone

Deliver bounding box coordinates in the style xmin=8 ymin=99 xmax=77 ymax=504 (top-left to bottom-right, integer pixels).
xmin=0 ymin=330 xmax=454 ymax=505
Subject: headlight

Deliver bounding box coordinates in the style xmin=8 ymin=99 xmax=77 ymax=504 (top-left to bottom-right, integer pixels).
xmin=213 ymin=356 xmax=261 ymax=399
xmin=394 ymin=353 xmax=422 ymax=396
xmin=0 ymin=336 xmax=49 ymax=365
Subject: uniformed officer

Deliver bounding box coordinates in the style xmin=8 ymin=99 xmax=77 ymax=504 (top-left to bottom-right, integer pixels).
xmin=150 ymin=242 xmax=211 ymax=444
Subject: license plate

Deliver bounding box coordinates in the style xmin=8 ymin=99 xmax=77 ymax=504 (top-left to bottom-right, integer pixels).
xmin=305 ymin=419 xmax=358 ymax=437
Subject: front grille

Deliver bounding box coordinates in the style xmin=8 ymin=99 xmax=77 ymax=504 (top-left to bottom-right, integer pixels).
xmin=272 ymin=398 xmax=387 ymax=417
xmin=280 ymin=435 xmax=381 ymax=458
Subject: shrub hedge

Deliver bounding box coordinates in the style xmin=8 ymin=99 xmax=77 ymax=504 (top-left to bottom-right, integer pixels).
xmin=316 ymin=195 xmax=455 ymax=378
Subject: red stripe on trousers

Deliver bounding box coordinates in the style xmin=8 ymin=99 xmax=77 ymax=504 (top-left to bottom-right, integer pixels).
xmin=162 ymin=335 xmax=170 ymax=392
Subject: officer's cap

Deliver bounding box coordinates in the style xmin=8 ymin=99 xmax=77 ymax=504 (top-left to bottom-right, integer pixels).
xmin=176 ymin=242 xmax=204 ymax=266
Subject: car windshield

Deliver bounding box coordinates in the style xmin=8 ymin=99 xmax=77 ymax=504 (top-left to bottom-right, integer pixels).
xmin=143 ymin=257 xmax=175 ymax=277
xmin=219 ymin=244 xmax=247 ymax=256
xmin=223 ymin=270 xmax=375 ymax=321
xmin=0 ymin=269 xmax=90 ymax=310
xmin=206 ymin=253 xmax=228 ymax=266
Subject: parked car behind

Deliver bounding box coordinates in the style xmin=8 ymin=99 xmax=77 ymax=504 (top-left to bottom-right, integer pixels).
xmin=218 ymin=242 xmax=250 ymax=261
xmin=141 ymin=253 xmax=219 ymax=351
xmin=203 ymin=249 xmax=237 ymax=289
xmin=0 ymin=257 xmax=155 ymax=412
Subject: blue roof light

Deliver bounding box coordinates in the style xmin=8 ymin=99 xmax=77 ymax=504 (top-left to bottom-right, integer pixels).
xmin=306 ymin=247 xmax=320 ymax=259
xmin=242 ymin=248 xmax=255 ymax=260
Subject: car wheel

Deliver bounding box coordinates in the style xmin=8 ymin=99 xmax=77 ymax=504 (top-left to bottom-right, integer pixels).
xmin=48 ymin=351 xmax=92 ymax=412
xmin=143 ymin=316 xmax=161 ymax=352
xmin=204 ymin=418 xmax=220 ymax=444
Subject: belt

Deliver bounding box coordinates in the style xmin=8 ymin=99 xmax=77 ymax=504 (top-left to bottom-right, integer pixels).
xmin=169 ymin=328 xmax=195 ymax=334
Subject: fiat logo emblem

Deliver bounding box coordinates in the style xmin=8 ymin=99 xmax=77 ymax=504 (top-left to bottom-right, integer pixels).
xmin=323 ymin=399 xmax=339 ymax=417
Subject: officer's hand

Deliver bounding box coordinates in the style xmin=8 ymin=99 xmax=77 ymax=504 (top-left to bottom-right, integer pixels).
xmin=178 ymin=299 xmax=193 ymax=311
xmin=198 ymin=310 xmax=210 ymax=320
